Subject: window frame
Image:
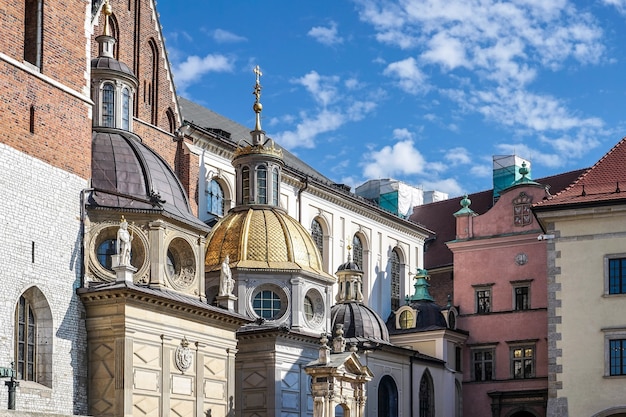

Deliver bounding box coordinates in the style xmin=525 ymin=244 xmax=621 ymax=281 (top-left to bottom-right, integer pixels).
xmin=390 ymin=248 xmax=401 ymax=311
xmin=16 ymin=296 xmax=36 ymax=381
xmin=471 ymin=347 xmax=495 ymax=381
xmin=206 ymin=178 xmax=225 ymax=216
xmin=512 ymin=281 xmax=531 ymax=311
xmin=101 ymin=82 xmax=115 ymax=127
xmin=311 ymin=218 xmax=324 ymax=262
xmin=475 ymin=286 xmax=492 ymax=314
xmin=256 ymin=165 xmax=267 ymax=204
xmin=510 ymin=344 xmax=535 ymax=379
xmin=605 ymin=254 xmax=626 ymax=295
xmin=603 ymin=328 xmax=626 ymax=377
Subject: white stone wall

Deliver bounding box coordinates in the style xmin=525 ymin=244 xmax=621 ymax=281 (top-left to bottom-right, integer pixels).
xmin=0 ymin=144 xmax=89 ymax=415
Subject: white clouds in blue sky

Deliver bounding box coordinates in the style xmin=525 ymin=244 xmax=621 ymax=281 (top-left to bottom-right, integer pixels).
xmin=163 ymin=0 xmax=626 ymax=196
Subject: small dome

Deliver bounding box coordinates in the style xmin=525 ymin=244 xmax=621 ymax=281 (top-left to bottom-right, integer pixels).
xmin=336 ymin=258 xmax=361 ymax=272
xmin=91 ymin=56 xmax=135 ymax=77
xmin=205 ymin=206 xmax=333 ymax=278
xmin=89 ymin=130 xmax=206 ymax=228
xmin=408 ymin=300 xmax=448 ymax=329
xmin=330 ymin=302 xmax=390 ymax=344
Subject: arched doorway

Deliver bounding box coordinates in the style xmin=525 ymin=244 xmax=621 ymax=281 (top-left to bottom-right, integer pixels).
xmin=378 ymin=375 xmax=398 ymax=417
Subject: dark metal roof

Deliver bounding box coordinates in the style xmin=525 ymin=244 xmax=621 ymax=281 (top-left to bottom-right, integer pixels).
xmin=386 ymin=300 xmax=447 ymax=334
xmin=330 ymin=302 xmax=390 ymax=344
xmin=90 ymin=129 xmax=208 ymax=230
xmin=91 ymin=56 xmax=135 ymax=77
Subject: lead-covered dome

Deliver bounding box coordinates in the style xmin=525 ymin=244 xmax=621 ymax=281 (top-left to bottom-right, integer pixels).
xmin=330 ymin=302 xmax=390 ymax=344
xmin=89 ymin=130 xmax=206 ymax=229
xmin=204 ymin=206 xmax=333 ymax=278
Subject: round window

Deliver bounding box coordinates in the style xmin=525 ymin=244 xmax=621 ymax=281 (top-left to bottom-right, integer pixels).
xmin=165 ymin=238 xmax=196 ymax=291
xmin=303 ymin=289 xmax=324 ymax=327
xmin=97 ymin=239 xmax=117 ymax=270
xmin=253 ymin=290 xmax=282 ymax=319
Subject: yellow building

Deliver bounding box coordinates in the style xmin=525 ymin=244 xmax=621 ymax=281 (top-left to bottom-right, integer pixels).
xmin=534 ymin=137 xmax=626 ymax=417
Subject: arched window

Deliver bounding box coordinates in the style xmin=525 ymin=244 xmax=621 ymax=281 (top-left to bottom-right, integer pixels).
xmin=378 ymin=375 xmax=398 ymax=417
xmin=272 ymin=167 xmax=279 ymax=206
xmin=121 ymin=87 xmax=130 ymax=130
xmin=207 ymin=179 xmax=224 ymax=216
xmin=311 ymin=219 xmax=324 ymax=261
xmin=419 ymin=371 xmax=434 ymax=417
xmin=257 ymin=165 xmax=267 ymax=204
xmin=148 ymin=38 xmax=159 ymax=125
xmin=15 ymin=287 xmax=53 ymax=387
xmin=102 ymin=83 xmax=115 ymax=127
xmin=399 ymin=310 xmax=413 ymax=329
xmin=166 ymin=107 xmax=175 ymax=134
xmin=108 ymin=12 xmax=120 ymax=59
xmin=390 ymin=248 xmax=401 ymax=310
xmin=242 ymin=167 xmax=250 ymax=204
xmin=24 ymin=0 xmax=43 ymax=69
xmin=352 ymin=235 xmax=363 ymax=270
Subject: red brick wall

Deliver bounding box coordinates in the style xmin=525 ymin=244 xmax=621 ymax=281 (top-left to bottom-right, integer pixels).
xmin=0 ymin=0 xmax=91 ymax=179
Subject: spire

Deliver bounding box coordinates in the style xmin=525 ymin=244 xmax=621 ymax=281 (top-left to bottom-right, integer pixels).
xmin=252 ymin=65 xmax=263 ymax=133
xmin=408 ymin=268 xmax=434 ymax=302
xmin=96 ymin=0 xmax=115 ymax=59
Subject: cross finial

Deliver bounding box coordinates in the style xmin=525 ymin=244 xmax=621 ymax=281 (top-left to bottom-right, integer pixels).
xmin=254 ymin=65 xmax=263 ymax=84
xmin=252 ymin=66 xmax=263 ymax=131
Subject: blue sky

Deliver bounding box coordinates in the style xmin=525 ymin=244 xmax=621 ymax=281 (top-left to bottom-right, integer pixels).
xmin=157 ymin=0 xmax=626 ymax=197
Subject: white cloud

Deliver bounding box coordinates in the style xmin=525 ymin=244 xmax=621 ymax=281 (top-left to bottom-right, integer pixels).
xmin=292 ymin=71 xmax=340 ymax=107
xmin=308 ymin=21 xmax=344 ymax=46
xmin=211 ymin=29 xmax=247 ymax=43
xmin=445 ymin=147 xmax=471 ymax=165
xmin=383 ymin=57 xmax=429 ymax=94
xmin=172 ymin=54 xmax=234 ymax=91
xmin=274 ymin=110 xmax=345 ymax=149
xmin=602 ymin=0 xmax=626 ymax=14
xmin=392 ymin=128 xmax=413 ymax=141
xmin=361 ymin=140 xmax=426 ymax=178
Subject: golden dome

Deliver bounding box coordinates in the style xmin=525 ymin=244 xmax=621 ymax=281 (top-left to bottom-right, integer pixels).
xmin=205 ymin=207 xmax=334 ymax=279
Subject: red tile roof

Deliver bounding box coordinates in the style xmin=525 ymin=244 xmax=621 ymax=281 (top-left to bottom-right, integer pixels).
xmin=534 ymin=137 xmax=626 ymax=209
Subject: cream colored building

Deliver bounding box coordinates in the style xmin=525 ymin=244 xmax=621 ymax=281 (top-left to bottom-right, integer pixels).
xmin=534 ymin=137 xmax=626 ymax=417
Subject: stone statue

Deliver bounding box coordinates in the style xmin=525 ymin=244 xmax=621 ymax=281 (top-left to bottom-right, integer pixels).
xmin=219 ymin=255 xmax=234 ymax=296
xmin=116 ymin=216 xmax=133 ymax=266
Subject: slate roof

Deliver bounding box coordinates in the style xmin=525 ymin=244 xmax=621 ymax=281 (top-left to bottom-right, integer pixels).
xmin=534 ymin=137 xmax=626 ymax=209
xmin=90 ymin=129 xmax=209 ymax=230
xmin=410 ymin=169 xmax=586 ymax=270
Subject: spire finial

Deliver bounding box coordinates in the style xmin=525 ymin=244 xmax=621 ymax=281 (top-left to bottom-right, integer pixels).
xmin=102 ymin=0 xmax=112 ymax=37
xmin=252 ymin=65 xmax=263 ymax=131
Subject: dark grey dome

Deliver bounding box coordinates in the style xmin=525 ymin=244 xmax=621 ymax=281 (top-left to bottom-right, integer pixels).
xmin=408 ymin=300 xmax=447 ymax=329
xmin=330 ymin=302 xmax=390 ymax=344
xmin=91 ymin=56 xmax=135 ymax=77
xmin=336 ymin=258 xmax=361 ymax=272
xmin=89 ymin=129 xmax=207 ymax=229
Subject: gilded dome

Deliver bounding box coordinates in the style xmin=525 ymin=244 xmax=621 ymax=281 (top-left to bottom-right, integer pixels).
xmin=205 ymin=206 xmax=334 ymax=279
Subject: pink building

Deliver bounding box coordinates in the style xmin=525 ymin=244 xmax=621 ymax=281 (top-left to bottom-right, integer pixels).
xmin=447 ymin=168 xmax=551 ymax=417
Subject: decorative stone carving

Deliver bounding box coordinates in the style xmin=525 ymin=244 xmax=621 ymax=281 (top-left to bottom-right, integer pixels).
xmin=175 ymin=337 xmax=193 ymax=373
xmin=116 ymin=216 xmax=133 ymax=266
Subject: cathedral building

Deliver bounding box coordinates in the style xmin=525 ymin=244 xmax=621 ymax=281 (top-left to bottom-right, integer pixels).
xmin=0 ymin=1 xmax=465 ymax=416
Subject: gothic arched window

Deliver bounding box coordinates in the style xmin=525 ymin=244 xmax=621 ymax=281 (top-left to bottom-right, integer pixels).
xmin=15 ymin=287 xmax=53 ymax=387
xmin=257 ymin=165 xmax=267 ymax=204
xmin=419 ymin=371 xmax=435 ymax=417
xmin=390 ymin=248 xmax=401 ymax=310
xmin=378 ymin=375 xmax=398 ymax=417
xmin=311 ymin=219 xmax=324 ymax=261
xmin=207 ymin=179 xmax=224 ymax=216
xmin=102 ymin=83 xmax=115 ymax=127
xmin=352 ymin=235 xmax=363 ymax=270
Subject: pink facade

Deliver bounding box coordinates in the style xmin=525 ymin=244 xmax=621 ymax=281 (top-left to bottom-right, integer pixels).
xmin=448 ymin=182 xmax=549 ymax=417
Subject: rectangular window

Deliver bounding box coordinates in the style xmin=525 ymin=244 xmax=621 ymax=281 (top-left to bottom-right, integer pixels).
xmin=472 ymin=349 xmax=494 ymax=381
xmin=476 ymin=289 xmax=491 ymax=314
xmin=610 ymin=339 xmax=626 ymax=376
xmin=514 ymin=286 xmax=530 ymax=310
xmin=609 ymin=258 xmax=626 ymax=294
xmin=511 ymin=346 xmax=534 ymax=379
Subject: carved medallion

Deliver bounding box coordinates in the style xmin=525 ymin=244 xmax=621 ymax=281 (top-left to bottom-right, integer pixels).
xmin=175 ymin=337 xmax=193 ymax=373
xmin=515 ymin=253 xmax=528 ymax=266
xmin=513 ymin=192 xmax=533 ymax=227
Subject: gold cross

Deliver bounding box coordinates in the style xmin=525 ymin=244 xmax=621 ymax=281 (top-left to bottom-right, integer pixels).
xmin=253 ymin=65 xmax=263 ymax=84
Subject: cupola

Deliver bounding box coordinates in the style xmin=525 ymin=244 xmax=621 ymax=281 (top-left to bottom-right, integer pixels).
xmin=91 ymin=0 xmax=138 ymax=131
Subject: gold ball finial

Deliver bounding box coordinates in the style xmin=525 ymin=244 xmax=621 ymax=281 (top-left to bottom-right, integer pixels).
xmin=103 ymin=0 xmax=112 ymax=16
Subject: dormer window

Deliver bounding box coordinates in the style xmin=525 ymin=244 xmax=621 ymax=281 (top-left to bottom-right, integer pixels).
xmin=102 ymin=83 xmax=115 ymax=127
